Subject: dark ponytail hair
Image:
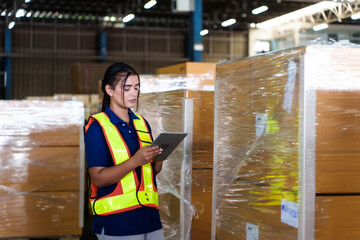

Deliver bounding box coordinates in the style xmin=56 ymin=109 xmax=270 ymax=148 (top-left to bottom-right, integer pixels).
xmin=101 ymin=62 xmax=140 ymax=112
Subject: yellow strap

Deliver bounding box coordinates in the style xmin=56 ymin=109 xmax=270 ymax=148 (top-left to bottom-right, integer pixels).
xmin=133 ymin=114 xmax=155 ymax=192
xmin=93 ymin=113 xmax=137 ymax=193
xmin=91 ymin=190 xmax=158 ymax=215
xmin=137 ymin=131 xmax=152 ymax=144
xmin=133 ymin=113 xmax=152 ymax=145
xmin=93 ymin=113 xmax=129 ymax=165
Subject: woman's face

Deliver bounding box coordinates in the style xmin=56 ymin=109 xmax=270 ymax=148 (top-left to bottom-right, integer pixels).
xmin=108 ymin=74 xmax=140 ymax=109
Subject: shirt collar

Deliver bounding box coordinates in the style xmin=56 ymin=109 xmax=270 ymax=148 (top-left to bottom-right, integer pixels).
xmin=105 ymin=105 xmax=139 ymax=125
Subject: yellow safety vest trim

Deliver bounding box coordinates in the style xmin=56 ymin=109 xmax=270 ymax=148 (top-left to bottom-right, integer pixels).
xmin=133 ymin=113 xmax=156 ymax=196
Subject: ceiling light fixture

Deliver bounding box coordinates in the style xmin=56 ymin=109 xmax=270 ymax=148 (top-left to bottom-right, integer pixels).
xmin=123 ymin=14 xmax=135 ymax=23
xmin=200 ymin=29 xmax=209 ymax=36
xmin=313 ymin=23 xmax=328 ymax=31
xmin=351 ymin=12 xmax=360 ymax=20
xmin=256 ymin=1 xmax=339 ymax=28
xmin=144 ymin=0 xmax=157 ymax=9
xmin=25 ymin=0 xmax=31 ymax=3
xmin=8 ymin=21 xmax=15 ymax=29
xmin=15 ymin=9 xmax=26 ymax=18
xmin=252 ymin=5 xmax=268 ymax=15
xmin=221 ymin=18 xmax=236 ymax=27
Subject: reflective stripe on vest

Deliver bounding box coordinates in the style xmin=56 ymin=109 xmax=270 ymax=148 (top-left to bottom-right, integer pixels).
xmin=87 ymin=112 xmax=158 ymax=215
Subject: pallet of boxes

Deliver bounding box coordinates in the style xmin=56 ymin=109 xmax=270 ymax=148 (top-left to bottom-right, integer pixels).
xmin=0 ymin=100 xmax=85 ymax=239
xmin=211 ymin=45 xmax=360 ymax=239
xmin=137 ymin=62 xmax=216 ymax=240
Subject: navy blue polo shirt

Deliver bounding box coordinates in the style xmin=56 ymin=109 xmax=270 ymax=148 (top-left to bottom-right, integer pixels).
xmin=84 ymin=105 xmax=162 ymax=236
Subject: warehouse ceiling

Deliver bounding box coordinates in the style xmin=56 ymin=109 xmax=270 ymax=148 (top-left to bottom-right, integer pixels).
xmin=0 ymin=0 xmax=359 ymax=31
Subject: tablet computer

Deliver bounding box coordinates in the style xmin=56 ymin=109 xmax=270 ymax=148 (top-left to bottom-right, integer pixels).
xmin=151 ymin=132 xmax=188 ymax=161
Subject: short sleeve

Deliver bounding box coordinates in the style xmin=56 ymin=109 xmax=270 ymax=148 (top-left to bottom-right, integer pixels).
xmin=85 ymin=120 xmax=112 ymax=168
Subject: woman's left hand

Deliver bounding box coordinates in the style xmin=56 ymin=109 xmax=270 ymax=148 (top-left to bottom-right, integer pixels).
xmin=132 ymin=145 xmax=163 ymax=167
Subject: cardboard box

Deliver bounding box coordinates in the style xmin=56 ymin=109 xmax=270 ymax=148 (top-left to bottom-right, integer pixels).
xmin=156 ymin=62 xmax=216 ymax=77
xmin=0 ymin=191 xmax=82 ymax=238
xmin=315 ymin=195 xmax=360 ymax=239
xmin=156 ymin=62 xmax=217 ymax=89
xmin=0 ymin=147 xmax=80 ymax=192
xmin=315 ymin=90 xmax=360 ymax=193
xmin=191 ymin=169 xmax=213 ymax=240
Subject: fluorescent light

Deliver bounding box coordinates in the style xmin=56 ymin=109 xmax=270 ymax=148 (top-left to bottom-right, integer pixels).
xmin=252 ymin=5 xmax=268 ymax=15
xmin=200 ymin=29 xmax=209 ymax=36
xmin=25 ymin=0 xmax=31 ymax=3
xmin=313 ymin=23 xmax=328 ymax=31
xmin=8 ymin=21 xmax=15 ymax=29
xmin=250 ymin=23 xmax=256 ymax=28
xmin=110 ymin=16 xmax=116 ymax=22
xmin=351 ymin=12 xmax=360 ymax=20
xmin=257 ymin=1 xmax=339 ymax=28
xmin=144 ymin=0 xmax=157 ymax=9
xmin=221 ymin=18 xmax=236 ymax=27
xmin=26 ymin=11 xmax=32 ymax=17
xmin=123 ymin=14 xmax=135 ymax=23
xmin=15 ymin=9 xmax=26 ymax=18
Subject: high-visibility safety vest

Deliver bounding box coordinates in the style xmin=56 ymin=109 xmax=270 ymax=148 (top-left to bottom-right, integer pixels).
xmin=85 ymin=112 xmax=158 ymax=216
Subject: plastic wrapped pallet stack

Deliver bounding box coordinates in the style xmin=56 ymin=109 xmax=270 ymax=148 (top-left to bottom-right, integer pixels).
xmin=0 ymin=100 xmax=84 ymax=238
xmin=138 ymin=74 xmax=214 ymax=240
xmin=212 ymin=45 xmax=360 ymax=240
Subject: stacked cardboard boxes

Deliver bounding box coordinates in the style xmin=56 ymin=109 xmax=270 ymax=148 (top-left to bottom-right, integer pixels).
xmin=0 ymin=100 xmax=84 ymax=238
xmin=154 ymin=63 xmax=216 ymax=239
xmin=138 ymin=89 xmax=214 ymax=240
xmin=212 ymin=45 xmax=360 ymax=239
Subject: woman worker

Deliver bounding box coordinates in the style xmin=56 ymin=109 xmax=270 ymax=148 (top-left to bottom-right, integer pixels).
xmin=84 ymin=62 xmax=164 ymax=240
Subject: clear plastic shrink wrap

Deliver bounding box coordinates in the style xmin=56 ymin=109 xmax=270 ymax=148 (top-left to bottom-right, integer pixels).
xmin=0 ymin=100 xmax=84 ymax=238
xmin=138 ymin=74 xmax=214 ymax=240
xmin=212 ymin=44 xmax=360 ymax=240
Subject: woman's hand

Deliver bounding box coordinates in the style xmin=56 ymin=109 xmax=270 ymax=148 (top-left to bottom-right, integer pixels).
xmin=132 ymin=145 xmax=163 ymax=167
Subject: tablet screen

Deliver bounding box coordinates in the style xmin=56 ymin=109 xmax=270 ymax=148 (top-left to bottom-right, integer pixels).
xmin=150 ymin=132 xmax=188 ymax=161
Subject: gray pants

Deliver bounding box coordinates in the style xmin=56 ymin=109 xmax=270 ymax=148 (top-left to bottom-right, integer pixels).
xmin=96 ymin=228 xmax=165 ymax=240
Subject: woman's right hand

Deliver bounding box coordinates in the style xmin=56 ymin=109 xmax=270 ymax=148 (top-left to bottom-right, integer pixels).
xmin=132 ymin=145 xmax=162 ymax=167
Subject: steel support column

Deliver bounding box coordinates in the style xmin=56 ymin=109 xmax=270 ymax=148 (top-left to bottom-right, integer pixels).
xmin=99 ymin=31 xmax=107 ymax=63
xmin=4 ymin=28 xmax=11 ymax=99
xmin=188 ymin=0 xmax=202 ymax=62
